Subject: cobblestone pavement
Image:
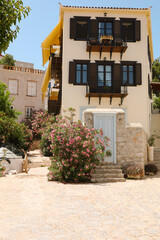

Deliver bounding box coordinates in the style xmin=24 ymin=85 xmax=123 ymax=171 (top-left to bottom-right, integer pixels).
xmin=0 ymin=167 xmax=160 ymax=240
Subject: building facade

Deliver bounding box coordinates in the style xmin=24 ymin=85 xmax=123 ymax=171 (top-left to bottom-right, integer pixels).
xmin=42 ymin=5 xmax=153 ymax=135
xmin=0 ymin=62 xmax=45 ymax=121
xmin=41 ymin=5 xmax=154 ymax=165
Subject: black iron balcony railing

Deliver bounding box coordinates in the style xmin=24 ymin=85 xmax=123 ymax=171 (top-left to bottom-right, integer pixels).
xmin=86 ymin=84 xmax=128 ymax=105
xmin=86 ymin=35 xmax=128 ymax=59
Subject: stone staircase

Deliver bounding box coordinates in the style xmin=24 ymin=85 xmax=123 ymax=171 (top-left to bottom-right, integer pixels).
xmin=91 ymin=162 xmax=125 ymax=183
xmin=153 ymin=148 xmax=160 ymax=170
xmin=27 ymin=150 xmax=51 ymax=168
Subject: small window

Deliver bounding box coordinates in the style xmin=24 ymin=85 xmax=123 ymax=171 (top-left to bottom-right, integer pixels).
xmin=25 ymin=107 xmax=34 ymax=118
xmin=8 ymin=79 xmax=18 ymax=95
xmin=121 ymin=20 xmax=135 ymax=42
xmin=122 ymin=65 xmax=135 ymax=85
xmin=98 ymin=21 xmax=113 ymax=40
xmin=76 ymin=63 xmax=88 ymax=84
xmin=98 ymin=65 xmax=112 ymax=87
xmin=27 ymin=81 xmax=36 ymax=96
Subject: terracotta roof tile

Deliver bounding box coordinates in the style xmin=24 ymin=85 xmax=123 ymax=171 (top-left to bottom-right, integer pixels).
xmin=62 ymin=5 xmax=149 ymax=10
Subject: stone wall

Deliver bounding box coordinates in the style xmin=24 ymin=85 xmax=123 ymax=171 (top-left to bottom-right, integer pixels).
xmin=151 ymin=114 xmax=160 ymax=147
xmin=84 ymin=109 xmax=147 ymax=170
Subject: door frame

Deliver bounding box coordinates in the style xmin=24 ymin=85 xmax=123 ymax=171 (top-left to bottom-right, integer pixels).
xmin=93 ymin=112 xmax=117 ymax=164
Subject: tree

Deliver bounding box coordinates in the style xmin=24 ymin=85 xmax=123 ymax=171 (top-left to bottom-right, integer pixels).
xmin=152 ymin=57 xmax=160 ymax=82
xmin=0 ymin=81 xmax=21 ymax=119
xmin=153 ymin=94 xmax=160 ymax=112
xmin=0 ymin=0 xmax=31 ymax=53
xmin=0 ymin=54 xmax=15 ymax=66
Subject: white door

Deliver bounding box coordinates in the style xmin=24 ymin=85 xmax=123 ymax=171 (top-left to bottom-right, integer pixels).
xmin=94 ymin=115 xmax=116 ymax=163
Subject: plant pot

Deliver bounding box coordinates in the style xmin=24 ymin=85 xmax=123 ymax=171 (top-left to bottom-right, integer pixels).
xmin=148 ymin=146 xmax=154 ymax=162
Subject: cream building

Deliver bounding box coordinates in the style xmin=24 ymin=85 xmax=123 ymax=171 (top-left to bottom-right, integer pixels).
xmin=41 ymin=5 xmax=154 ymax=166
xmin=0 ymin=62 xmax=45 ymax=121
xmin=42 ymin=5 xmax=153 ymax=134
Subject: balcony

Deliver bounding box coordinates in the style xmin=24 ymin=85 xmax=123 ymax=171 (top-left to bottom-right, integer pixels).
xmin=86 ymin=35 xmax=128 ymax=59
xmin=51 ymin=55 xmax=62 ymax=79
xmin=86 ymin=85 xmax=128 ymax=105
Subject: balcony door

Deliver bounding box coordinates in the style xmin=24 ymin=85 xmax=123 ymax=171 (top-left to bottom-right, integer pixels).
xmin=97 ymin=64 xmax=112 ymax=93
xmin=98 ymin=21 xmax=113 ymax=41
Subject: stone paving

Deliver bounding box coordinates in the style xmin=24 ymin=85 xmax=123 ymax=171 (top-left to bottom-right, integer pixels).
xmin=0 ymin=167 xmax=160 ymax=240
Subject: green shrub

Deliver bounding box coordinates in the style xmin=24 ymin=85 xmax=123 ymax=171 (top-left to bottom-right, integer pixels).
xmin=0 ymin=82 xmax=21 ymax=119
xmin=0 ymin=163 xmax=5 ymax=177
xmin=39 ymin=126 xmax=52 ymax=156
xmin=48 ymin=109 xmax=111 ymax=183
xmin=0 ymin=116 xmax=33 ymax=151
xmin=145 ymin=164 xmax=158 ymax=175
xmin=126 ymin=164 xmax=144 ymax=178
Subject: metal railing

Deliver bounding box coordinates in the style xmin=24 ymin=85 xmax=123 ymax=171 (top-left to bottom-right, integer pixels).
xmin=87 ymin=35 xmax=127 ymax=47
xmin=86 ymin=84 xmax=128 ymax=95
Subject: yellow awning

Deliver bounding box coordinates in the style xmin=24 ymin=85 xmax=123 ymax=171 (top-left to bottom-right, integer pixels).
xmin=41 ymin=59 xmax=51 ymax=102
xmin=41 ymin=21 xmax=62 ymax=66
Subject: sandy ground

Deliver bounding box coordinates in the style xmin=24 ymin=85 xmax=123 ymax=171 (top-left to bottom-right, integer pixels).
xmin=0 ymin=167 xmax=160 ymax=240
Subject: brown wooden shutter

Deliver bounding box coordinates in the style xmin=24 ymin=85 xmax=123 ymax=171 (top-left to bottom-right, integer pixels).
xmin=113 ymin=64 xmax=121 ymax=93
xmin=135 ymin=20 xmax=141 ymax=41
xmin=70 ymin=18 xmax=76 ymax=39
xmin=135 ymin=63 xmax=142 ymax=85
xmin=89 ymin=20 xmax=98 ymax=38
xmin=69 ymin=62 xmax=76 ymax=84
xmin=89 ymin=63 xmax=97 ymax=91
xmin=114 ymin=20 xmax=121 ymax=38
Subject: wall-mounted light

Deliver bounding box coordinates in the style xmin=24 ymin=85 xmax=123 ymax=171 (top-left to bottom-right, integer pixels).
xmin=104 ymin=57 xmax=107 ymax=61
xmin=104 ymin=12 xmax=107 ymax=17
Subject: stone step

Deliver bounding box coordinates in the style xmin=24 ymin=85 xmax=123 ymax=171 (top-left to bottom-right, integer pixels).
xmin=29 ymin=162 xmax=51 ymax=168
xmin=94 ymin=169 xmax=122 ymax=174
xmin=91 ymin=178 xmax=126 ymax=183
xmin=92 ymin=173 xmax=124 ymax=178
xmin=96 ymin=164 xmax=121 ymax=169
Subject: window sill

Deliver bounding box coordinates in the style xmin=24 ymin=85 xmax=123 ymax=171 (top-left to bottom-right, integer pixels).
xmin=26 ymin=95 xmax=37 ymax=97
xmin=73 ymin=83 xmax=88 ymax=86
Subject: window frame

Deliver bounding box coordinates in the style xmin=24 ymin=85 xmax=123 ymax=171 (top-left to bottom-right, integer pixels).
xmin=25 ymin=106 xmax=34 ymax=118
xmin=121 ymin=61 xmax=136 ymax=86
xmin=120 ymin=18 xmax=136 ymax=42
xmin=8 ymin=79 xmax=19 ymax=95
xmin=96 ymin=17 xmax=115 ymax=41
xmin=74 ymin=60 xmax=90 ymax=85
xmin=74 ymin=16 xmax=90 ymax=41
xmin=96 ymin=61 xmax=114 ymax=89
xmin=27 ymin=81 xmax=37 ymax=97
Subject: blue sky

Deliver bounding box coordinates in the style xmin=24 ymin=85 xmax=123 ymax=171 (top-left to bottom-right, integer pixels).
xmin=5 ymin=0 xmax=160 ymax=70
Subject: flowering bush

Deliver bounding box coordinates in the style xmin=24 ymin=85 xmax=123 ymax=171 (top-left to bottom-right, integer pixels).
xmin=0 ymin=163 xmax=5 ymax=177
xmin=48 ymin=109 xmax=111 ymax=183
xmin=22 ymin=110 xmax=55 ymax=140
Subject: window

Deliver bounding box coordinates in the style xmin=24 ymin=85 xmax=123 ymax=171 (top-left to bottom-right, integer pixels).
xmin=98 ymin=65 xmax=112 ymax=87
xmin=121 ymin=19 xmax=135 ymax=42
xmin=27 ymin=81 xmax=36 ymax=96
xmin=8 ymin=79 xmax=18 ymax=95
xmin=25 ymin=107 xmax=34 ymax=118
xmin=122 ymin=65 xmax=135 ymax=85
xmin=98 ymin=21 xmax=113 ymax=40
xmin=76 ymin=64 xmax=88 ymax=84
xmin=76 ymin=19 xmax=88 ymax=40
